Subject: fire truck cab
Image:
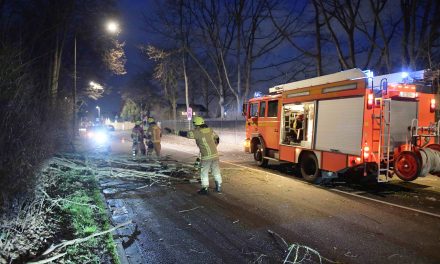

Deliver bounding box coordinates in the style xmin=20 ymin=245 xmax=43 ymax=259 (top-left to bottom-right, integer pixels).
xmin=244 ymin=68 xmax=440 ymax=183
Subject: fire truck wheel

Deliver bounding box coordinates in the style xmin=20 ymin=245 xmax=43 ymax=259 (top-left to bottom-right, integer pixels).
xmin=254 ymin=141 xmax=268 ymax=167
xmin=394 ymin=151 xmax=421 ymax=181
xmin=300 ymin=151 xmax=320 ymax=182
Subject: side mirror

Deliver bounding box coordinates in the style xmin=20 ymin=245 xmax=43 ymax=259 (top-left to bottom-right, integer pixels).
xmin=242 ymin=103 xmax=247 ymax=116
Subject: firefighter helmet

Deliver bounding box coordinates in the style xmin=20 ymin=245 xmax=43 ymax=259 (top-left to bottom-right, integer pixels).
xmin=135 ymin=121 xmax=142 ymax=126
xmin=147 ymin=117 xmax=155 ymax=123
xmin=193 ymin=116 xmax=205 ymax=126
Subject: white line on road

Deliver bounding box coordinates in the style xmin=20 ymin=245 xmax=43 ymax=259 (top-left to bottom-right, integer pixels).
xmin=220 ymin=160 xmax=440 ymax=220
xmin=164 ymin=145 xmax=440 ymax=219
xmin=329 ymin=188 xmax=440 ymax=219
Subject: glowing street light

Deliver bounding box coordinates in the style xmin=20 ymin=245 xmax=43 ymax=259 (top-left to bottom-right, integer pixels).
xmin=89 ymin=81 xmax=103 ymax=90
xmin=96 ymin=106 xmax=101 ymax=119
xmin=106 ymin=20 xmax=120 ymax=34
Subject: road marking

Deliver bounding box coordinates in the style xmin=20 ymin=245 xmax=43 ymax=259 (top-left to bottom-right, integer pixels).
xmin=220 ymin=160 xmax=440 ymax=220
xmin=329 ymin=188 xmax=440 ymax=219
xmin=165 ymin=145 xmax=440 ymax=219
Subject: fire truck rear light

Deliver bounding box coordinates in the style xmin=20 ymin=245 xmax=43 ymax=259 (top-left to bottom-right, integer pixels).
xmin=356 ymin=157 xmax=361 ymax=163
xmin=430 ymin=99 xmax=436 ymax=113
xmin=367 ymin=94 xmax=374 ymax=109
xmin=363 ymin=145 xmax=370 ymax=160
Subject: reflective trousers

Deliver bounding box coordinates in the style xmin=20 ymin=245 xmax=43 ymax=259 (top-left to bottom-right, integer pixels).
xmin=200 ymin=159 xmax=222 ymax=188
xmin=147 ymin=142 xmax=161 ymax=157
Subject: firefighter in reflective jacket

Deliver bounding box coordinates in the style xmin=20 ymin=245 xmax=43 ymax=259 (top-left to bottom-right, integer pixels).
xmin=146 ymin=117 xmax=161 ymax=157
xmin=179 ymin=116 xmax=222 ymax=195
xmin=131 ymin=121 xmax=146 ymax=157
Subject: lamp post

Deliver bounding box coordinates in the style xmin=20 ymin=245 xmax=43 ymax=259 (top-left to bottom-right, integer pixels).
xmin=96 ymin=106 xmax=101 ymax=119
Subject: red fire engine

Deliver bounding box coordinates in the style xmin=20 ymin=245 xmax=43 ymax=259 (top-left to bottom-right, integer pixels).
xmin=244 ymin=68 xmax=440 ymax=182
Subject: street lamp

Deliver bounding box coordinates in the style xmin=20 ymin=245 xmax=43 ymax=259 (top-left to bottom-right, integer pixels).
xmin=96 ymin=106 xmax=101 ymax=119
xmin=106 ymin=20 xmax=120 ymax=34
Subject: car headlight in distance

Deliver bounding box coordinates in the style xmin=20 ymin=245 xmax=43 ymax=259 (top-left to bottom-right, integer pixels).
xmin=94 ymin=132 xmax=108 ymax=144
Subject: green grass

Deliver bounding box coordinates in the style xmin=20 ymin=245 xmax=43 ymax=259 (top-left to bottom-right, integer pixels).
xmin=55 ymin=166 xmax=120 ymax=264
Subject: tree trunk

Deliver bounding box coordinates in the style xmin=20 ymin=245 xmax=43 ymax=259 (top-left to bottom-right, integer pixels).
xmin=219 ymin=95 xmax=225 ymax=119
xmin=172 ymin=100 xmax=177 ymax=133
xmin=312 ymin=0 xmax=322 ymax=76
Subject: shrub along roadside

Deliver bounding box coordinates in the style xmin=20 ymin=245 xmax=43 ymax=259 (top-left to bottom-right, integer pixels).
xmin=0 ymin=155 xmax=120 ymax=263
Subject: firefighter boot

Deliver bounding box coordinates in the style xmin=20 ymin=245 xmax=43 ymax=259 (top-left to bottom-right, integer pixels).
xmin=194 ymin=158 xmax=201 ymax=169
xmin=215 ymin=181 xmax=221 ymax=193
xmin=197 ymin=187 xmax=208 ymax=195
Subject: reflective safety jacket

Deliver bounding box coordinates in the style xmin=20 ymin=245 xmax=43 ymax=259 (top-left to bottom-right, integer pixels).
xmin=131 ymin=125 xmax=144 ymax=143
xmin=187 ymin=127 xmax=219 ymax=161
xmin=147 ymin=124 xmax=161 ymax=143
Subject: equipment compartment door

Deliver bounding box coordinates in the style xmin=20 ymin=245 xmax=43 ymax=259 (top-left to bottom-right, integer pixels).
xmin=387 ymin=100 xmax=417 ymax=148
xmin=315 ymin=97 xmax=364 ymax=156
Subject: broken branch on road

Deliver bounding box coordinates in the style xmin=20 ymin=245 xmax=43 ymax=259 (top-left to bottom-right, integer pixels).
xmin=179 ymin=206 xmax=203 ymax=213
xmin=41 ymin=220 xmax=132 ymax=256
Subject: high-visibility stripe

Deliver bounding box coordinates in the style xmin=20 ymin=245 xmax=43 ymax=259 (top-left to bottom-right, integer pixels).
xmin=202 ymin=137 xmax=212 ymax=156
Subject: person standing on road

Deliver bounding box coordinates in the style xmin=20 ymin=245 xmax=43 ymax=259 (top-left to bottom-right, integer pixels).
xmin=179 ymin=116 xmax=222 ymax=195
xmin=147 ymin=117 xmax=161 ymax=158
xmin=131 ymin=121 xmax=146 ymax=157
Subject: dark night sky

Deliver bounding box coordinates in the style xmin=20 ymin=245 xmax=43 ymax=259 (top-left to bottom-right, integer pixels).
xmin=93 ymin=0 xmax=152 ymax=117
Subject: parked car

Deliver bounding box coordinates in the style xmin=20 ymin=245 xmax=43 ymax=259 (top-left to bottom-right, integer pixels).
xmin=107 ymin=125 xmax=115 ymax=131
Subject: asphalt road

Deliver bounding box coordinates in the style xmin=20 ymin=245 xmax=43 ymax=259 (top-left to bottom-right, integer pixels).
xmin=90 ymin=130 xmax=440 ymax=264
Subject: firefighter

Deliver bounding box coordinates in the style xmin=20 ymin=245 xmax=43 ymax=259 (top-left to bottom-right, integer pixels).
xmin=292 ymin=113 xmax=304 ymax=142
xmin=131 ymin=121 xmax=146 ymax=157
xmin=146 ymin=117 xmax=161 ymax=158
xmin=179 ymin=116 xmax=222 ymax=195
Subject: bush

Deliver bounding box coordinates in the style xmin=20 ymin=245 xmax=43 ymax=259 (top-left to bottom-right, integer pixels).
xmin=0 ymin=46 xmax=72 ymax=211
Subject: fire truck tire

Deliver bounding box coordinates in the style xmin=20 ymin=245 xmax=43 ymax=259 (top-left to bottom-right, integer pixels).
xmin=394 ymin=151 xmax=421 ymax=181
xmin=254 ymin=139 xmax=268 ymax=167
xmin=300 ymin=151 xmax=320 ymax=182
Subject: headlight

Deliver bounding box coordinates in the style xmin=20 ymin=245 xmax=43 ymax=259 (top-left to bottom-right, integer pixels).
xmin=94 ymin=132 xmax=108 ymax=143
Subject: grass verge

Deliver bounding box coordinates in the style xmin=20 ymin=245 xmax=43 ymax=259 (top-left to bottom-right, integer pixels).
xmin=53 ymin=160 xmax=120 ymax=264
xmin=0 ymin=155 xmax=121 ymax=263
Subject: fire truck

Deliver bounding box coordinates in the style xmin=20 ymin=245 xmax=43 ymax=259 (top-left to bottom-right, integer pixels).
xmin=244 ymin=68 xmax=440 ymax=182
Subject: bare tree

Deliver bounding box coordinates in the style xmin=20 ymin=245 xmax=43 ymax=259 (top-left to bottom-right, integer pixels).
xmin=315 ymin=0 xmax=362 ymax=69
xmin=355 ymin=0 xmax=400 ymax=73
xmin=146 ymin=45 xmax=179 ymax=129
xmin=400 ymin=0 xmax=440 ymax=69
xmin=103 ymin=39 xmax=127 ymax=75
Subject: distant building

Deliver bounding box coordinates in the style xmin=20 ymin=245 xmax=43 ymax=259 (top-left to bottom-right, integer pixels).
xmin=176 ymin=104 xmax=208 ymax=119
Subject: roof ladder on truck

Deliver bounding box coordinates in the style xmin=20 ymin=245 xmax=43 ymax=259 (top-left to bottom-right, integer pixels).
xmin=372 ymin=87 xmax=392 ymax=183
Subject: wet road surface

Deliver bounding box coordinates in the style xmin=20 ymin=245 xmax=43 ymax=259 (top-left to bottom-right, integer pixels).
xmin=91 ymin=131 xmax=440 ymax=264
